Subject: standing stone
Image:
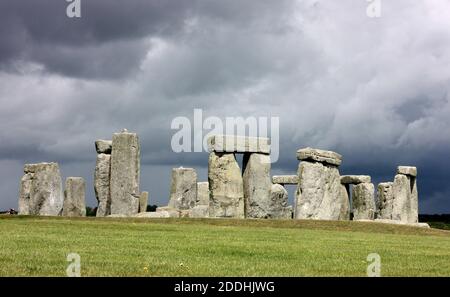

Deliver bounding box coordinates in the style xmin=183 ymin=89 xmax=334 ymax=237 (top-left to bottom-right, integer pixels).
xmin=392 ymin=167 xmax=418 ymax=223
xmin=294 ymin=148 xmax=349 ymax=220
xmin=352 ymin=183 xmax=375 ymax=220
xmin=242 ymin=153 xmax=272 ymax=218
xmin=168 ymin=168 xmax=197 ymax=210
xmin=377 ymin=182 xmax=394 ymax=219
xmin=269 ymin=184 xmax=292 ymax=219
xmin=19 ymin=163 xmax=64 ymax=216
xmin=110 ymin=130 xmax=140 ymax=216
xmin=63 ymin=177 xmax=86 ymax=217
xmin=208 ymin=152 xmax=245 ymax=218
xmin=18 ymin=173 xmax=33 ymax=215
xmin=197 ymin=182 xmax=210 ymax=206
xmin=139 ymin=191 xmax=149 ymax=213
xmin=95 ymin=153 xmax=111 ymax=217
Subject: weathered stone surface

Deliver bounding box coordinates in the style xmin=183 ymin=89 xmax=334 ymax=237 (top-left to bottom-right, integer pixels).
xmin=110 ymin=131 xmax=140 ymax=216
xmin=19 ymin=163 xmax=64 ymax=216
xmin=392 ymin=174 xmax=418 ymax=223
xmin=340 ymin=175 xmax=371 ymax=185
xmin=63 ymin=177 xmax=86 ymax=217
xmin=397 ymin=166 xmax=417 ymax=177
xmin=296 ymin=147 xmax=342 ymax=166
xmin=18 ymin=173 xmax=32 ymax=215
xmin=197 ymin=182 xmax=209 ymax=206
xmin=208 ymin=152 xmax=245 ymax=218
xmin=377 ymin=182 xmax=394 ymax=219
xmin=179 ymin=209 xmax=191 ymax=218
xmin=156 ymin=206 xmax=180 ymax=218
xmin=168 ymin=168 xmax=197 ymax=210
xmin=268 ymin=184 xmax=293 ymax=219
xmin=207 ymin=135 xmax=270 ymax=154
xmin=190 ymin=205 xmax=210 ymax=218
xmin=243 ymin=153 xmax=272 ymax=218
xmin=94 ymin=153 xmax=111 ymax=217
xmin=352 ymin=183 xmax=375 ymax=220
xmin=272 ymin=175 xmax=299 ymax=185
xmin=139 ymin=191 xmax=149 ymax=213
xmin=134 ymin=211 xmax=170 ymax=218
xmin=294 ymin=161 xmax=349 ymax=220
xmin=95 ymin=140 xmax=112 ymax=154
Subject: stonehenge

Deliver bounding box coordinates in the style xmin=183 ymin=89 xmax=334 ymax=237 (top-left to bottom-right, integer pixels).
xmin=63 ymin=177 xmax=86 ymax=217
xmin=16 ymin=131 xmax=424 ymax=227
xmin=294 ymin=148 xmax=349 ymax=220
xmin=19 ymin=162 xmax=64 ymax=216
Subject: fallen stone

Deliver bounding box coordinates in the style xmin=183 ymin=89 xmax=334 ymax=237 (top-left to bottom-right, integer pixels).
xmin=19 ymin=162 xmax=64 ymax=216
xmin=397 ymin=166 xmax=417 ymax=177
xmin=377 ymin=182 xmax=394 ymax=219
xmin=243 ymin=153 xmax=272 ymax=218
xmin=272 ymin=175 xmax=299 ymax=185
xmin=94 ymin=153 xmax=111 ymax=217
xmin=352 ymin=183 xmax=375 ymax=220
xmin=296 ymin=147 xmax=342 ymax=166
xmin=139 ymin=191 xmax=149 ymax=213
xmin=168 ymin=168 xmax=197 ymax=210
xmin=340 ymin=175 xmax=371 ymax=184
xmin=95 ymin=140 xmax=112 ymax=154
xmin=190 ymin=205 xmax=210 ymax=218
xmin=63 ymin=177 xmax=86 ymax=217
xmin=207 ymin=135 xmax=270 ymax=154
xmin=196 ymin=182 xmax=210 ymax=206
xmin=268 ymin=184 xmax=293 ymax=219
xmin=110 ymin=131 xmax=140 ymax=216
xmin=156 ymin=206 xmax=180 ymax=218
xmin=294 ymin=161 xmax=349 ymax=220
xmin=134 ymin=211 xmax=170 ymax=218
xmin=179 ymin=209 xmax=191 ymax=218
xmin=356 ymin=219 xmax=430 ymax=228
xmin=208 ymin=152 xmax=245 ymax=218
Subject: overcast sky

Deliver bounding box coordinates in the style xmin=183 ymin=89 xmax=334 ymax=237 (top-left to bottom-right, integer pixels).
xmin=1 ymin=0 xmax=450 ymax=213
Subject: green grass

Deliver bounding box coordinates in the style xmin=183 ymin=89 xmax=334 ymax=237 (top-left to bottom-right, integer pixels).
xmin=1 ymin=216 xmax=450 ymax=276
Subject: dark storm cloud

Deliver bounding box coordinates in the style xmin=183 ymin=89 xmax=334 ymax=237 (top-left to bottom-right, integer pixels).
xmin=0 ymin=0 xmax=450 ymax=213
xmin=0 ymin=0 xmax=294 ymax=78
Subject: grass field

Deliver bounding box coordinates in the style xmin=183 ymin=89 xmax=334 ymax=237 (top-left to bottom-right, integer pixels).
xmin=1 ymin=216 xmax=450 ymax=276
